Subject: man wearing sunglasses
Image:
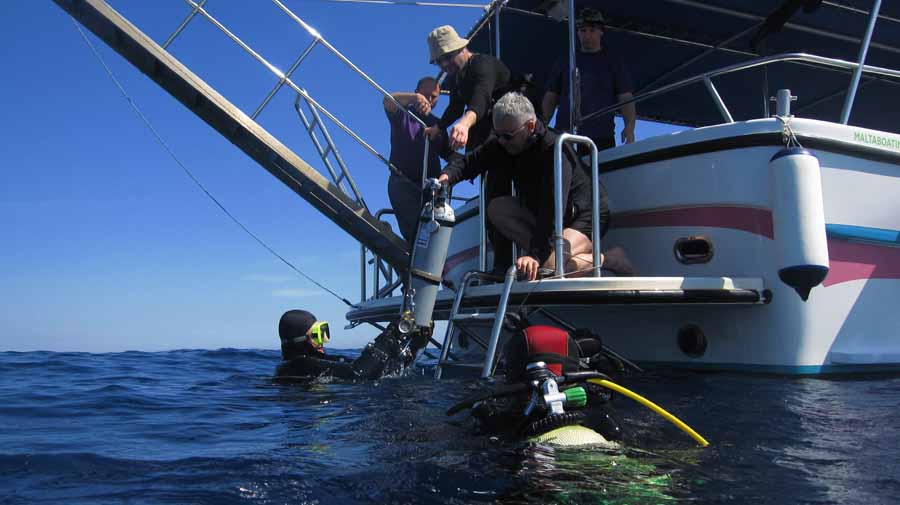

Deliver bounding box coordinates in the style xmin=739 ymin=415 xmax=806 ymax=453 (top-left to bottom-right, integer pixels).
xmin=438 ymin=92 xmax=632 ymax=281
xmin=424 ymin=25 xmax=510 ymax=153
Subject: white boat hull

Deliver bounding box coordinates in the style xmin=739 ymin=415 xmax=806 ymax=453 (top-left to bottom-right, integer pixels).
xmin=361 ymin=118 xmax=900 ymax=374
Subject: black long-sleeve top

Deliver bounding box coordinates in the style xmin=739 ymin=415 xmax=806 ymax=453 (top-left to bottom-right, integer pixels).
xmin=439 ymin=53 xmax=511 ymax=151
xmin=442 ymin=122 xmax=607 ymax=263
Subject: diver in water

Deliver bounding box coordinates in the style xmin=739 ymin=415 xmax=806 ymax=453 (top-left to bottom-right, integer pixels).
xmin=276 ymin=309 xmax=349 ymax=378
xmin=274 ymin=309 xmax=420 ymax=380
xmin=446 ymin=312 xmax=628 ymax=446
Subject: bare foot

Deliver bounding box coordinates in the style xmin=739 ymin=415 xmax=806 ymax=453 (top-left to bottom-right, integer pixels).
xmin=602 ymin=246 xmax=636 ymax=276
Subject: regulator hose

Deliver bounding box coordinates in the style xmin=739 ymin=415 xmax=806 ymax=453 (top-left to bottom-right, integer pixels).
xmin=587 ymin=378 xmax=709 ymax=447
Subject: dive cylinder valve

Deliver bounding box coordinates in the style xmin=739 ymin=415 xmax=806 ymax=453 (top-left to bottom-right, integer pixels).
xmin=524 ymin=362 xmax=587 ymax=416
xmin=564 ymin=387 xmax=587 ymax=408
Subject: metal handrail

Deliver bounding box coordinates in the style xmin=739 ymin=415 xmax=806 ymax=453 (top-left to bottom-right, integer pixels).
xmin=271 ymin=0 xmax=427 ymax=129
xmin=293 ymin=94 xmax=368 ymax=210
xmin=553 ymin=134 xmax=601 ymax=278
xmin=580 ymin=52 xmax=900 ymax=126
xmin=171 ymin=0 xmax=432 ymax=194
xmin=269 ymin=0 xmax=435 ymax=185
xmin=481 ymin=265 xmax=517 ymax=378
xmin=360 ymin=208 xmax=402 ymax=302
xmin=435 ymin=268 xmax=508 ymax=380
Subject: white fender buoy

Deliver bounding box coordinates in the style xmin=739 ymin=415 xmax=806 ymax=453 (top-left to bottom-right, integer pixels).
xmin=769 ymin=147 xmax=829 ymax=301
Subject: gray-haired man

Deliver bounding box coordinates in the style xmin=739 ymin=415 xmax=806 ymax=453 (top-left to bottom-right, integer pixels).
xmin=439 ymin=92 xmax=630 ymax=280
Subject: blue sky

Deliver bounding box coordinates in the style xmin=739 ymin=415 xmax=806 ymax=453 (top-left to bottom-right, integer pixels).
xmin=2 ymin=1 xmax=679 ymax=352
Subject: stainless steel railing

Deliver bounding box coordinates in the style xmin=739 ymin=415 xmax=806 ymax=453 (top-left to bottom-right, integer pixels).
xmin=581 ymin=52 xmax=900 ymax=127
xmin=553 ymin=134 xmax=601 ymax=278
xmin=164 ymin=0 xmax=433 ymax=207
xmin=360 ymin=209 xmax=403 ymax=302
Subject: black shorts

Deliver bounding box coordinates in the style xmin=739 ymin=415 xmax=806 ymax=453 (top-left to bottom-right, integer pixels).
xmin=566 ymin=208 xmax=608 ymax=241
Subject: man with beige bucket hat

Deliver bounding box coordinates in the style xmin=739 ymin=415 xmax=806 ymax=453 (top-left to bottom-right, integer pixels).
xmin=424 ymin=25 xmax=510 ymax=152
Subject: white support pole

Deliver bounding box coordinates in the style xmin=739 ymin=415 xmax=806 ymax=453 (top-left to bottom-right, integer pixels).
xmin=568 ymin=0 xmax=577 ymax=133
xmin=841 ymin=0 xmax=882 ymax=124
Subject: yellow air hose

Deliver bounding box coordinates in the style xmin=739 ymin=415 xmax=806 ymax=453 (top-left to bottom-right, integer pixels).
xmin=587 ymin=378 xmax=709 ymax=447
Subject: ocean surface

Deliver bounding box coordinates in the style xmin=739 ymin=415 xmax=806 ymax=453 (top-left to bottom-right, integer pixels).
xmin=1 ymin=349 xmax=899 ymax=504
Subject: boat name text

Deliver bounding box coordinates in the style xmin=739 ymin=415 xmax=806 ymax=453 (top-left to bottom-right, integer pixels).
xmin=854 ymin=131 xmax=900 ymax=151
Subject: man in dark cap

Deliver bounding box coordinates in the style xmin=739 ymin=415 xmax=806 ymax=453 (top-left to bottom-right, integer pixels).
xmin=542 ymin=7 xmax=636 ymax=152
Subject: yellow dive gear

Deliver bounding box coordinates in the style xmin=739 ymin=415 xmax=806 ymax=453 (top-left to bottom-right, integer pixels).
xmin=587 ymin=378 xmax=709 ymax=447
xmin=309 ymin=321 xmax=330 ymax=348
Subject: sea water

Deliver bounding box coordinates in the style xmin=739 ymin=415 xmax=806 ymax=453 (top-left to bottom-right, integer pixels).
xmin=1 ymin=349 xmax=898 ymax=504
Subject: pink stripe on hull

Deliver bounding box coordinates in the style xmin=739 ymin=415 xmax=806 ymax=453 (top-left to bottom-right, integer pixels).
xmin=441 ymin=205 xmax=900 ymax=286
xmin=824 ymin=239 xmax=900 ymax=286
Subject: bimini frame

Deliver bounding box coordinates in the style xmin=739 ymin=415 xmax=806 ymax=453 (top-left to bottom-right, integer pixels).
xmin=467 ymin=0 xmax=893 ymax=274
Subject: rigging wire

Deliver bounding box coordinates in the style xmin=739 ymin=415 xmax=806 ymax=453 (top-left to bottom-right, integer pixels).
xmin=71 ymin=19 xmax=356 ymax=308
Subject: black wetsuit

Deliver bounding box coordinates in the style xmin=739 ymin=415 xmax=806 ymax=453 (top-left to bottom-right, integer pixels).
xmin=273 ymin=323 xmax=417 ymax=381
xmin=442 ymin=121 xmax=609 ymax=272
xmin=276 ymin=352 xmax=353 ymax=379
xmin=439 ymin=53 xmax=511 ymax=152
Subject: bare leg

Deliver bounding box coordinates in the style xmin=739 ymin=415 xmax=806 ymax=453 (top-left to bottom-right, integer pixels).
xmin=543 ymin=228 xmax=599 ymax=276
xmin=566 ymin=252 xmax=598 ymax=277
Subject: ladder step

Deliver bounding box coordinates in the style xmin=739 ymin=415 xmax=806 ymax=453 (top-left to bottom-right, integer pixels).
xmin=306 ymin=117 xmax=319 ymax=132
xmin=441 ymin=363 xmax=483 ymax=369
xmin=320 ymin=145 xmax=332 ymax=158
xmin=451 ymin=313 xmax=496 ymax=322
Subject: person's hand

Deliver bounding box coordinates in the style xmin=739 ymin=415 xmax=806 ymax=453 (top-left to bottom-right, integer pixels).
xmin=437 ymin=173 xmax=450 ymax=186
xmin=449 ymin=123 xmax=470 ymax=150
xmin=516 ymin=255 xmax=540 ymax=281
xmin=621 ymin=126 xmax=635 ymax=144
xmin=413 ymin=93 xmax=432 ymax=116
xmin=424 ymin=126 xmax=441 ymax=140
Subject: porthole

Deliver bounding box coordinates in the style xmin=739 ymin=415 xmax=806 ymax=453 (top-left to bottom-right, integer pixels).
xmin=674 ymin=236 xmax=714 ymax=264
xmin=677 ymin=324 xmax=707 ymax=358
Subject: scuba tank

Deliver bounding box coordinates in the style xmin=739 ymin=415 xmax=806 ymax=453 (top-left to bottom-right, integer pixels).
xmin=446 ymin=319 xmax=710 ymax=448
xmin=274 ymin=179 xmax=455 ymax=381
xmin=447 ymin=321 xmax=627 ymax=446
xmin=349 ymin=178 xmax=454 ymax=379
xmin=406 ymin=178 xmax=456 ymax=330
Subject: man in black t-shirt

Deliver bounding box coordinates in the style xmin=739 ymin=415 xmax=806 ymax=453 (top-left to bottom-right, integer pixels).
xmin=542 ymin=8 xmax=636 ymax=151
xmin=424 ymin=25 xmax=511 ymax=152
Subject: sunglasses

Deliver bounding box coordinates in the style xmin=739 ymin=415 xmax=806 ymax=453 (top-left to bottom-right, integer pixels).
xmin=435 ymin=49 xmax=460 ymax=65
xmin=493 ymin=122 xmax=528 ymax=141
